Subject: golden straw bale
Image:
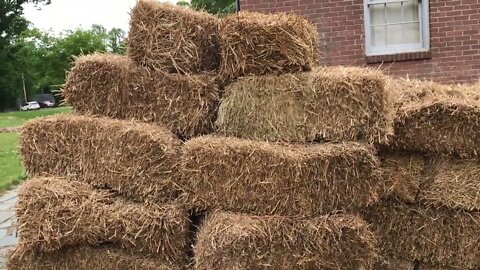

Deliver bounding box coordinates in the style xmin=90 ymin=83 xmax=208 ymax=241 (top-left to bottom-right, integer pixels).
xmin=420 ymin=157 xmax=480 ymax=211
xmin=419 ymin=262 xmax=466 ymax=270
xmin=386 ymin=78 xmax=480 ymax=157
xmin=380 ymin=153 xmax=480 ymax=211
xmin=63 ymin=54 xmax=219 ymax=138
xmin=128 ymin=0 xmax=219 ymax=73
xmin=21 ymin=114 xmax=182 ymax=203
xmin=363 ymin=201 xmax=480 ymax=269
xmin=380 ymin=153 xmax=425 ymax=203
xmin=8 ymin=245 xmax=180 ymax=270
xmin=194 ymin=212 xmax=377 ymax=270
xmin=16 ymin=177 xmax=188 ymax=264
xmin=181 ymin=135 xmax=382 ymax=216
xmin=219 ymin=11 xmax=319 ymax=80
xmin=217 ymin=66 xmax=394 ymax=144
xmin=372 ymin=258 xmax=464 ymax=270
xmin=373 ymin=257 xmax=415 ymax=270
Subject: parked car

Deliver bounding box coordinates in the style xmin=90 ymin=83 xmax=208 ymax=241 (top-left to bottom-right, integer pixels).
xmin=38 ymin=100 xmax=54 ymax=108
xmin=20 ymin=101 xmax=41 ymax=111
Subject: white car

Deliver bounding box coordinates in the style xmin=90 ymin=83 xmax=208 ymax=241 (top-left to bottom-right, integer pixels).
xmin=20 ymin=101 xmax=41 ymax=111
xmin=42 ymin=101 xmax=54 ymax=108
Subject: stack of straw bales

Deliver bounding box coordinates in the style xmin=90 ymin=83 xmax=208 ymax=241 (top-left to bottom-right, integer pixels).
xmin=13 ymin=1 xmax=221 ymax=268
xmin=13 ymin=0 xmax=480 ymax=269
xmin=63 ymin=53 xmax=219 ymax=139
xmin=365 ymin=78 xmax=480 ymax=269
xmin=14 ymin=1 xmax=382 ymax=268
xmin=63 ymin=1 xmax=222 ymax=139
xmin=181 ymin=6 xmax=391 ymax=270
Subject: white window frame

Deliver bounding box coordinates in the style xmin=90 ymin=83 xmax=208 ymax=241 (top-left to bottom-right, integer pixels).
xmin=364 ymin=0 xmax=430 ymax=56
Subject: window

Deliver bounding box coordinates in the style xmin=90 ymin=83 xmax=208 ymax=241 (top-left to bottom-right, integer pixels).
xmin=364 ymin=0 xmax=429 ymax=56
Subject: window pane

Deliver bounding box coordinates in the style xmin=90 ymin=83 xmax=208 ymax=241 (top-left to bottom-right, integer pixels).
xmin=370 ymin=4 xmax=385 ymax=25
xmin=386 ymin=24 xmax=403 ymax=45
xmin=404 ymin=22 xmax=421 ymax=43
xmin=403 ymin=1 xmax=419 ymax=22
xmin=386 ymin=2 xmax=403 ymax=24
xmin=371 ymin=26 xmax=386 ymax=46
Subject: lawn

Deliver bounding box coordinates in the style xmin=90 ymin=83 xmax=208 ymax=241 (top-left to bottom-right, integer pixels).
xmin=0 ymin=106 xmax=72 ymax=128
xmin=0 ymin=133 xmax=24 ymax=190
xmin=0 ymin=106 xmax=72 ymax=191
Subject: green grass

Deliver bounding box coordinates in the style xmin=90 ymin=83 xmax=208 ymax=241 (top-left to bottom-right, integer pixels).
xmin=0 ymin=106 xmax=72 ymax=128
xmin=0 ymin=133 xmax=25 ymax=190
xmin=0 ymin=106 xmax=71 ymax=191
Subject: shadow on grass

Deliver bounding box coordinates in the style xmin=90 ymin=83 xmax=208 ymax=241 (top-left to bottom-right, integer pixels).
xmin=0 ymin=175 xmax=26 ymax=192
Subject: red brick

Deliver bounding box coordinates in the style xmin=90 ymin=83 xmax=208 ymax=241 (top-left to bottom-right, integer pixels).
xmin=242 ymin=0 xmax=480 ymax=84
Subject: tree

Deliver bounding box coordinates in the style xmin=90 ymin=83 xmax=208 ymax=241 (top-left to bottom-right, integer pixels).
xmin=0 ymin=0 xmax=51 ymax=110
xmin=0 ymin=25 xmax=125 ymax=110
xmin=0 ymin=0 xmax=127 ymax=111
xmin=178 ymin=0 xmax=236 ymax=15
xmin=0 ymin=0 xmax=50 ymax=44
xmin=107 ymin=28 xmax=126 ymax=54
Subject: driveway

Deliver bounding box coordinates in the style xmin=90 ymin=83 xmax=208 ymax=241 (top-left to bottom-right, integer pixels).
xmin=0 ymin=188 xmax=18 ymax=269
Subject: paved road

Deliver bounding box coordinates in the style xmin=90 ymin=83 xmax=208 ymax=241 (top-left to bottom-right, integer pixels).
xmin=0 ymin=188 xmax=18 ymax=269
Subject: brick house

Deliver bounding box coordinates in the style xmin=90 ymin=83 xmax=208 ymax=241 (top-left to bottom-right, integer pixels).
xmin=239 ymin=0 xmax=480 ymax=84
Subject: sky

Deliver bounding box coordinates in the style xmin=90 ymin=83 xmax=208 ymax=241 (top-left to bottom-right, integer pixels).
xmin=23 ymin=0 xmax=177 ymax=34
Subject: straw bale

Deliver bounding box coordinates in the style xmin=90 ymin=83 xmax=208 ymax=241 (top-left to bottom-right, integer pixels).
xmin=8 ymin=245 xmax=180 ymax=270
xmin=63 ymin=54 xmax=219 ymax=138
xmin=128 ymin=0 xmax=219 ymax=73
xmin=21 ymin=114 xmax=183 ymax=203
xmin=372 ymin=258 xmax=462 ymax=270
xmin=420 ymin=157 xmax=480 ymax=211
xmin=362 ymin=201 xmax=480 ymax=269
xmin=373 ymin=257 xmax=415 ymax=270
xmin=381 ymin=153 xmax=480 ymax=211
xmin=194 ymin=212 xmax=377 ymax=270
xmin=181 ymin=135 xmax=382 ymax=216
xmin=219 ymin=11 xmax=319 ymax=80
xmin=387 ymin=78 xmax=467 ymax=108
xmin=380 ymin=153 xmax=425 ymax=203
xmin=217 ymin=66 xmax=394 ymax=144
xmin=419 ymin=262 xmax=465 ymax=270
xmin=386 ymin=78 xmax=480 ymax=157
xmin=16 ymin=177 xmax=188 ymax=264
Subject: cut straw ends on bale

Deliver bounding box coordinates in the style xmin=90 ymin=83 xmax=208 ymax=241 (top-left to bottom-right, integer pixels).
xmin=381 ymin=153 xmax=480 ymax=211
xmin=422 ymin=157 xmax=480 ymax=211
xmin=380 ymin=154 xmax=425 ymax=203
xmin=194 ymin=212 xmax=377 ymax=270
xmin=362 ymin=201 xmax=480 ymax=269
xmin=388 ymin=77 xmax=480 ymax=108
xmin=9 ymin=245 xmax=180 ymax=270
xmin=181 ymin=135 xmax=382 ymax=216
xmin=385 ymin=78 xmax=480 ymax=157
xmin=128 ymin=0 xmax=219 ymax=73
xmin=21 ymin=114 xmax=183 ymax=204
xmin=63 ymin=53 xmax=220 ymax=138
xmin=217 ymin=66 xmax=394 ymax=144
xmin=219 ymin=11 xmax=319 ymax=80
xmin=16 ymin=177 xmax=188 ymax=264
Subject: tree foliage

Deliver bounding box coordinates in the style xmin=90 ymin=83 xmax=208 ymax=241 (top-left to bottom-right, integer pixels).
xmin=0 ymin=0 xmax=126 ymax=110
xmin=178 ymin=0 xmax=236 ymax=15
xmin=0 ymin=25 xmax=126 ymax=110
xmin=0 ymin=0 xmax=50 ymax=43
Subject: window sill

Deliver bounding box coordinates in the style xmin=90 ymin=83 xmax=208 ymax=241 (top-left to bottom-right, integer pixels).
xmin=365 ymin=51 xmax=432 ymax=64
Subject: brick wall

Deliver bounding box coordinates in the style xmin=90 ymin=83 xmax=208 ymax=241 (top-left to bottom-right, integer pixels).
xmin=241 ymin=0 xmax=480 ymax=84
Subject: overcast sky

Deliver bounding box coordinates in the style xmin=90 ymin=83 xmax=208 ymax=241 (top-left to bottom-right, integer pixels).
xmin=23 ymin=0 xmax=177 ymax=34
